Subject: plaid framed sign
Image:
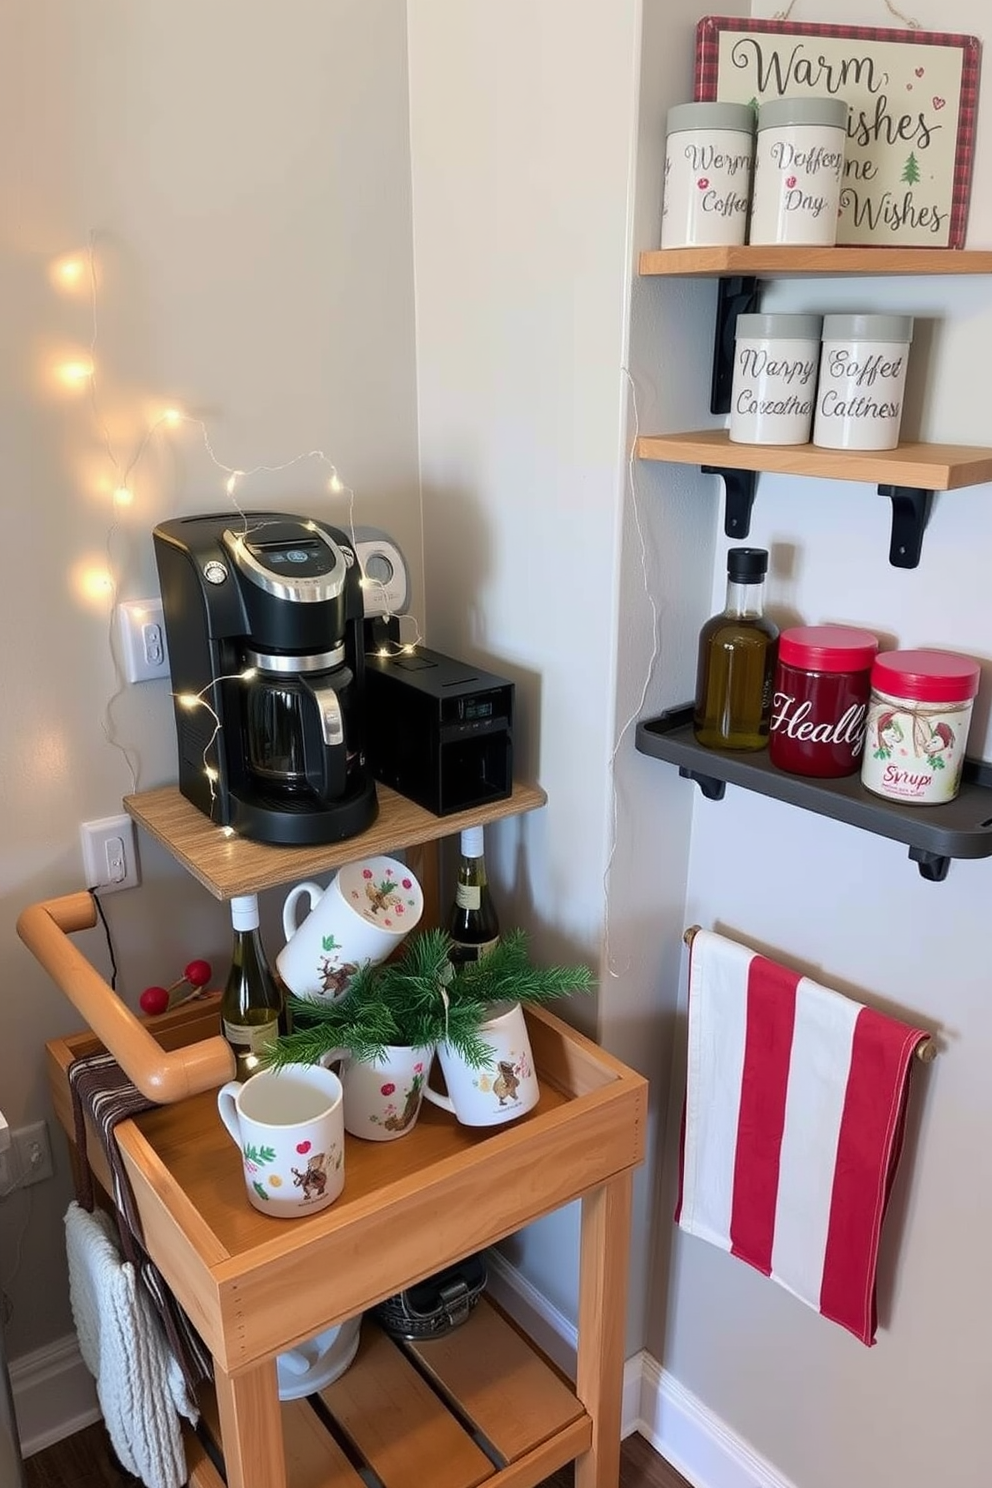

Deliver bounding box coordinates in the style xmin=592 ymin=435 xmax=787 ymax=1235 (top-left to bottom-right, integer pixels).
xmin=695 ymin=15 xmax=981 ymax=248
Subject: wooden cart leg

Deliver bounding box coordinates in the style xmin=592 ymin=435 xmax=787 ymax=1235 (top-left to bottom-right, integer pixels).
xmin=214 ymin=1358 xmax=286 ymax=1488
xmin=574 ymin=1170 xmax=634 ymax=1488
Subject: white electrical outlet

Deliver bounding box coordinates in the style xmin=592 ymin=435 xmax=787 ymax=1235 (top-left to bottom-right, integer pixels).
xmin=80 ymin=814 xmax=141 ymax=892
xmin=118 ymin=597 xmax=170 ymax=683
xmin=13 ymin=1121 xmax=53 ymax=1186
xmin=0 ymin=1121 xmax=54 ymax=1191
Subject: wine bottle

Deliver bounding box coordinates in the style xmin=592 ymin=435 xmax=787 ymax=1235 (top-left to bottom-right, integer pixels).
xmin=694 ymin=547 xmax=779 ymax=751
xmin=448 ymin=826 xmax=500 ymax=967
xmin=220 ymin=895 xmax=287 ymax=1081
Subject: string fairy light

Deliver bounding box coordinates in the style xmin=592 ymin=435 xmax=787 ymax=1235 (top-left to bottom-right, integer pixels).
xmin=51 ymin=231 xmax=427 ymax=793
xmin=174 ymin=670 xmax=258 ymax=808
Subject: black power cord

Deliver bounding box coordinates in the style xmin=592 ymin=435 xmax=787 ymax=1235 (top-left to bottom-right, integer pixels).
xmin=87 ymin=886 xmax=119 ymax=992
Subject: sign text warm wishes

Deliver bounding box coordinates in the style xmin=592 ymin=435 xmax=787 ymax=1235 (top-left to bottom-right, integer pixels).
xmin=696 ymin=17 xmax=981 ymax=248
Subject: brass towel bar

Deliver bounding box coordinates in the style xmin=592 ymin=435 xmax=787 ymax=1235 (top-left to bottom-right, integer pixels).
xmin=682 ymin=925 xmax=937 ymax=1064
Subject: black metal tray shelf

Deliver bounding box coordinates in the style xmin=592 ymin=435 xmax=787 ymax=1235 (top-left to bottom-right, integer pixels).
xmin=635 ymin=705 xmax=992 ymax=882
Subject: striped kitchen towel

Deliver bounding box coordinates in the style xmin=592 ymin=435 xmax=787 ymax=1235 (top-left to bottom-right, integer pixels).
xmin=675 ymin=930 xmax=929 ymax=1346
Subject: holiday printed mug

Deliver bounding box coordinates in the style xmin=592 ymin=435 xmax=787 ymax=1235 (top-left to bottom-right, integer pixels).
xmin=422 ymin=1001 xmax=539 ymax=1128
xmin=332 ymin=1043 xmax=435 ymax=1142
xmin=217 ymin=1060 xmax=345 ymax=1218
xmin=276 ymin=855 xmax=424 ymax=1003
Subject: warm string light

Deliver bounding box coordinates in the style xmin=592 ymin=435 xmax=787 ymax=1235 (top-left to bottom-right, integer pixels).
xmin=175 ymin=670 xmax=258 ymax=806
xmin=53 ymin=232 xmax=426 ymax=792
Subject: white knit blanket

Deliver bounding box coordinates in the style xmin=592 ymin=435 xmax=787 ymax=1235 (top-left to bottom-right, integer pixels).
xmin=64 ymin=1202 xmax=198 ymax=1488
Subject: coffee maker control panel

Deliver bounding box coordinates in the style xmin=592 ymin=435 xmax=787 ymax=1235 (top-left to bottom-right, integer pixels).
xmin=223 ymin=523 xmax=350 ymax=605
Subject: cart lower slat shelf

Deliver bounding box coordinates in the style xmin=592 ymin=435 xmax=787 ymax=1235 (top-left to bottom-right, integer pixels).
xmin=192 ymin=1308 xmax=590 ymax=1488
xmin=636 ymin=705 xmax=992 ymax=880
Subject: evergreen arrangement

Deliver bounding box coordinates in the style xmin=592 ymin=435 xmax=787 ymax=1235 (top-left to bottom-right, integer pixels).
xmin=266 ymin=927 xmax=594 ymax=1070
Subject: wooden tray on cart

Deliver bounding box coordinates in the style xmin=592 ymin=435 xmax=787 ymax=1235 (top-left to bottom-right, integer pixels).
xmin=45 ymin=993 xmax=647 ymax=1488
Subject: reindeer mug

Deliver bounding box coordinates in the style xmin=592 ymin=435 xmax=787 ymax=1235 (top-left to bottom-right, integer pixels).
xmin=422 ymin=1001 xmax=540 ymax=1127
xmin=276 ymin=855 xmax=424 ymax=1003
xmin=217 ymin=1061 xmax=345 ymax=1218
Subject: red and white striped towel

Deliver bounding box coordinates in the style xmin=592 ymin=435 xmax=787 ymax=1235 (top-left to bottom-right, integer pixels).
xmin=675 ymin=930 xmax=929 ymax=1346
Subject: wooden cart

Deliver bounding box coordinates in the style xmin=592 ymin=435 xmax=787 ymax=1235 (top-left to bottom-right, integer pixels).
xmin=21 ymin=783 xmax=648 ymax=1488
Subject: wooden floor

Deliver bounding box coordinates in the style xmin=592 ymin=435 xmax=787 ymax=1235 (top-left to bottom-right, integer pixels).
xmin=24 ymin=1419 xmax=692 ymax=1487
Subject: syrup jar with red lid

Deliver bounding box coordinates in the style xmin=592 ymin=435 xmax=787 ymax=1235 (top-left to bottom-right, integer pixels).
xmin=769 ymin=625 xmax=879 ymax=778
xmin=861 ymin=649 xmax=981 ymax=805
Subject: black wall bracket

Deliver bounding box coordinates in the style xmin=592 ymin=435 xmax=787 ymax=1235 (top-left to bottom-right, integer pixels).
xmin=878 ymin=484 xmax=934 ymax=569
xmin=701 ymin=465 xmax=758 ymax=539
xmin=710 ymin=275 xmax=761 ymax=415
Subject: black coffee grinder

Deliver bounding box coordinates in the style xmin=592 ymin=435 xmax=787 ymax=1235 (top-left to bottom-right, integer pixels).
xmin=154 ymin=511 xmax=377 ymax=846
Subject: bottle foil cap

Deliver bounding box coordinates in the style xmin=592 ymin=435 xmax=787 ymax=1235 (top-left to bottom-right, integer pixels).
xmin=460 ymin=826 xmax=485 ymax=858
xmin=230 ymin=894 xmax=261 ymax=931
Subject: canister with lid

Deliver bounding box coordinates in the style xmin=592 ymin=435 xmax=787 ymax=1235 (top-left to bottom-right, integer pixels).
xmin=730 ymin=313 xmax=822 ymax=445
xmin=769 ymin=626 xmax=879 ymax=778
xmin=749 ymin=96 xmax=848 ymax=246
xmin=661 ymin=101 xmax=755 ymax=248
xmin=861 ymin=650 xmax=981 ymax=805
xmin=813 ymin=314 xmax=913 ymax=451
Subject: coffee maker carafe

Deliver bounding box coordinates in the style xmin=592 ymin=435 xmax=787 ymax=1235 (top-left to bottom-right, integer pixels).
xmin=154 ymin=511 xmax=378 ymax=846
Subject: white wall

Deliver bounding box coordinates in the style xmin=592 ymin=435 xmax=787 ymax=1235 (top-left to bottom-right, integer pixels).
xmin=651 ymin=4 xmax=992 ymax=1487
xmin=0 ymin=0 xmax=421 ymax=1373
xmin=407 ymin=0 xmax=642 ymax=1322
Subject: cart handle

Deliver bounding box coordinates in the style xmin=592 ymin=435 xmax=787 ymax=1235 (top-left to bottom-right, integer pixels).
xmin=18 ymin=891 xmax=234 ymax=1103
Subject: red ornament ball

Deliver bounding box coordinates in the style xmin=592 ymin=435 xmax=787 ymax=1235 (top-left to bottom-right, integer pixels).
xmin=184 ymin=959 xmax=212 ymax=988
xmin=140 ymin=985 xmax=170 ymax=1016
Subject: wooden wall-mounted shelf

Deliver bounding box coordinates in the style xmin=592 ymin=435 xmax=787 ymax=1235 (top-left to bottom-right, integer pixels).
xmin=635 ymin=430 xmax=992 ymax=567
xmin=638 ymin=246 xmax=992 ymax=277
xmin=634 ymin=429 xmax=992 ymax=491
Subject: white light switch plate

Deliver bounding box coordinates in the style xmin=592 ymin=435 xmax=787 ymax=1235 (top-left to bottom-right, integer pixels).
xmin=118 ymin=597 xmax=170 ymax=683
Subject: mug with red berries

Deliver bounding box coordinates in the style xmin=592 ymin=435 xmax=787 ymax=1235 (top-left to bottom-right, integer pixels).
xmin=661 ymin=101 xmax=754 ymax=249
xmin=276 ymin=855 xmax=424 ymax=1004
xmin=327 ymin=1042 xmax=435 ymax=1143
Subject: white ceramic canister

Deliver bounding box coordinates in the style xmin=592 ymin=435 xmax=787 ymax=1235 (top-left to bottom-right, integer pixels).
xmin=749 ymin=96 xmax=848 ymax=246
xmin=861 ymin=649 xmax=981 ymax=806
xmin=661 ymin=101 xmax=754 ymax=249
xmin=729 ymin=312 xmax=822 ymax=445
xmin=813 ymin=314 xmax=913 ymax=451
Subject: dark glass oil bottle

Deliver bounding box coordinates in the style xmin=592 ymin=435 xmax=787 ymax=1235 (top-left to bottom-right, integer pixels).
xmin=694 ymin=547 xmax=779 ymax=751
xmin=220 ymin=894 xmax=287 ymax=1081
xmin=448 ymin=826 xmax=500 ymax=967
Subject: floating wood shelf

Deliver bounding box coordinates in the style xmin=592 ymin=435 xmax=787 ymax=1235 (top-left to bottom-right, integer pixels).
xmin=635 ymin=430 xmax=992 ymax=567
xmin=635 ymin=705 xmax=992 ymax=882
xmin=635 ymin=430 xmax=992 ymax=490
xmin=638 ymin=246 xmax=992 ymax=277
xmin=124 ymin=780 xmax=547 ymax=901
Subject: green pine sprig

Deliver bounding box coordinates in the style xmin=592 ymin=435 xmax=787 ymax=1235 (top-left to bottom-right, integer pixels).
xmin=265 ymin=926 xmax=593 ymax=1071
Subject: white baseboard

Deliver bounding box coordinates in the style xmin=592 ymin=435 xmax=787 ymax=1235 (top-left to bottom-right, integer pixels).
xmin=10 ymin=1334 xmax=99 ymax=1458
xmin=484 ymin=1249 xmax=795 ymax=1488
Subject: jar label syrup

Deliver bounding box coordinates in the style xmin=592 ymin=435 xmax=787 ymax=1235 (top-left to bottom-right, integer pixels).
xmin=861 ymin=697 xmax=972 ymax=805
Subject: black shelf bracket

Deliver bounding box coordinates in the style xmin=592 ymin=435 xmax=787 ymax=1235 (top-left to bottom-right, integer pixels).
xmin=701 ymin=465 xmax=758 ymax=539
xmin=908 ymin=846 xmax=950 ymax=883
xmin=878 ymin=484 xmax=934 ymax=569
xmin=678 ymin=765 xmax=726 ymax=800
xmin=710 ymin=275 xmax=761 ymax=416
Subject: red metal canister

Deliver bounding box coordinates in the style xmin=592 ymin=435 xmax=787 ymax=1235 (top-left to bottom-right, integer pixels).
xmin=769 ymin=625 xmax=879 ymax=778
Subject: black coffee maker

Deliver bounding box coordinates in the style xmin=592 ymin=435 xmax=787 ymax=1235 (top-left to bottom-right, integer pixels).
xmin=154 ymin=511 xmax=377 ymax=846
